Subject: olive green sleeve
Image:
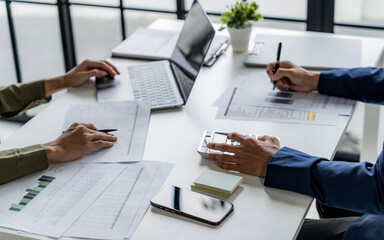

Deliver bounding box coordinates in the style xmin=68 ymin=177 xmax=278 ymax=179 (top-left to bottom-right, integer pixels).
xmin=0 ymin=80 xmax=51 ymax=118
xmin=0 ymin=144 xmax=48 ymax=185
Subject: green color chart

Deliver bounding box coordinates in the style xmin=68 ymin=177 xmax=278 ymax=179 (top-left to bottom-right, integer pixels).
xmin=9 ymin=175 xmax=55 ymax=212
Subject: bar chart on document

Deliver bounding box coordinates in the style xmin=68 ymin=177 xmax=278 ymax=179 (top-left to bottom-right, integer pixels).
xmin=0 ymin=163 xmax=125 ymax=238
xmin=216 ymin=87 xmax=337 ymax=125
xmin=212 ymin=72 xmax=355 ymax=125
xmin=9 ymin=175 xmax=55 ymax=212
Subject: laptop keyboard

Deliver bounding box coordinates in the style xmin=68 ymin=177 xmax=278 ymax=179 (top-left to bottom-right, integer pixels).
xmin=128 ymin=63 xmax=178 ymax=108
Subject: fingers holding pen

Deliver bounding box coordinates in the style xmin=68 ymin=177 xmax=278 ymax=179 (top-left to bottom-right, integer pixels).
xmin=88 ymin=131 xmax=117 ymax=142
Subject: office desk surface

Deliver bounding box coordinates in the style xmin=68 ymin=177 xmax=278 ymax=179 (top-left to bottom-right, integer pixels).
xmin=0 ymin=19 xmax=382 ymax=240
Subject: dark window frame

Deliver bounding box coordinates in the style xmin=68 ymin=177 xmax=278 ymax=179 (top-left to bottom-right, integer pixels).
xmin=2 ymin=0 xmax=384 ymax=84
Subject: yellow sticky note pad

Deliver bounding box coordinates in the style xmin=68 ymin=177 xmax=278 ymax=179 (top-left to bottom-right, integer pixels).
xmin=191 ymin=170 xmax=243 ymax=196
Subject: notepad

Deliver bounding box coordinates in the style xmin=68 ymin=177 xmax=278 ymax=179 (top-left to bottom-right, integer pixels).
xmin=191 ymin=170 xmax=243 ymax=197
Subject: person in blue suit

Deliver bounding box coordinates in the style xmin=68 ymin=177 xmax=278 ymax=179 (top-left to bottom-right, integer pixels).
xmin=206 ymin=61 xmax=384 ymax=240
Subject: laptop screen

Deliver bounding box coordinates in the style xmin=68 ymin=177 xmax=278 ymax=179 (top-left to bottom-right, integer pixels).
xmin=170 ymin=1 xmax=215 ymax=102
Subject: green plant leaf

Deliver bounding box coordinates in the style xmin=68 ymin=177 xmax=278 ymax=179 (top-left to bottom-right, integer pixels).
xmin=220 ymin=1 xmax=263 ymax=28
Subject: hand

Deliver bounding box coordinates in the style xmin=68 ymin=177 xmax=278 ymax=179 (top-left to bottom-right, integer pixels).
xmin=42 ymin=123 xmax=117 ymax=163
xmin=206 ymin=133 xmax=280 ymax=178
xmin=45 ymin=59 xmax=120 ymax=97
xmin=266 ymin=60 xmax=320 ymax=93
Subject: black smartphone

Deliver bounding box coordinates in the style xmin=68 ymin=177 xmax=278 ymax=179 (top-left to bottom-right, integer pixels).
xmin=150 ymin=185 xmax=234 ymax=226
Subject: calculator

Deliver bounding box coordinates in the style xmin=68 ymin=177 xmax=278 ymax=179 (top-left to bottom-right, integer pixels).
xmin=197 ymin=130 xmax=258 ymax=158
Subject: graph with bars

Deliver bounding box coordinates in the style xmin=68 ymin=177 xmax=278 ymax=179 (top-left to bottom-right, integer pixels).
xmin=9 ymin=175 xmax=55 ymax=212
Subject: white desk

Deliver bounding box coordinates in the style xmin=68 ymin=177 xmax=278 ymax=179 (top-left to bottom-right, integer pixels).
xmin=0 ymin=19 xmax=383 ymax=240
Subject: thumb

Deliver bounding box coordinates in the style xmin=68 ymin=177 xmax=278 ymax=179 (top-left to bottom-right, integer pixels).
xmin=272 ymin=69 xmax=295 ymax=81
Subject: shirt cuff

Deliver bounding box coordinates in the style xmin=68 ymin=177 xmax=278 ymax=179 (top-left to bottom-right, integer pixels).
xmin=0 ymin=80 xmax=51 ymax=118
xmin=19 ymin=144 xmax=49 ymax=176
xmin=318 ymin=71 xmax=344 ymax=96
xmin=24 ymin=80 xmax=48 ymax=99
xmin=0 ymin=144 xmax=49 ymax=185
xmin=264 ymin=147 xmax=322 ymax=196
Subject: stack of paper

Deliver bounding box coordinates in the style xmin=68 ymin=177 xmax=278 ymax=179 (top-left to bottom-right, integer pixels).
xmin=0 ymin=101 xmax=174 ymax=240
xmin=65 ymin=161 xmax=173 ymax=240
xmin=0 ymin=163 xmax=126 ymax=238
xmin=0 ymin=161 xmax=173 ymax=239
xmin=213 ymin=72 xmax=356 ymax=126
xmin=191 ymin=170 xmax=243 ymax=197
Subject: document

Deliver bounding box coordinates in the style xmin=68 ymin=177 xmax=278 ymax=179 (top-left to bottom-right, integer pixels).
xmin=125 ymin=161 xmax=174 ymax=239
xmin=0 ymin=163 xmax=125 ymax=238
xmin=216 ymin=101 xmax=337 ymax=125
xmin=213 ymin=72 xmax=355 ymax=125
xmin=64 ymin=161 xmax=173 ymax=240
xmin=62 ymin=101 xmax=151 ymax=163
xmin=231 ymin=73 xmax=355 ymax=116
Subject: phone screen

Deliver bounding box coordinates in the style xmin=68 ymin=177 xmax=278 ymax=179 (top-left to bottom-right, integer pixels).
xmin=151 ymin=185 xmax=233 ymax=226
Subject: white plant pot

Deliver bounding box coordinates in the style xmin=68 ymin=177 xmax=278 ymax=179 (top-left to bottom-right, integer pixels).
xmin=228 ymin=26 xmax=252 ymax=53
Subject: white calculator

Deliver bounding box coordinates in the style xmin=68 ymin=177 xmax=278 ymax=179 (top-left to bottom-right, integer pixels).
xmin=197 ymin=130 xmax=258 ymax=158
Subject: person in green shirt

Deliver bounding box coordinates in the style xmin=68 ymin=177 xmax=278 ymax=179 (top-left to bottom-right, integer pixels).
xmin=0 ymin=59 xmax=120 ymax=185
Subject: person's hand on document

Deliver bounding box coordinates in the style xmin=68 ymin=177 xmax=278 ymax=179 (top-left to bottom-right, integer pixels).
xmin=266 ymin=60 xmax=320 ymax=93
xmin=45 ymin=59 xmax=120 ymax=97
xmin=206 ymin=133 xmax=280 ymax=178
xmin=42 ymin=123 xmax=117 ymax=163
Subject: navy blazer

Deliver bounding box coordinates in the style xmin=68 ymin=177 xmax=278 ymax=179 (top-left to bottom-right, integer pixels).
xmin=264 ymin=68 xmax=384 ymax=240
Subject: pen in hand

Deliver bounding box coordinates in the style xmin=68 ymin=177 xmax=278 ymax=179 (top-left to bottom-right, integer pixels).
xmin=62 ymin=129 xmax=117 ymax=134
xmin=96 ymin=129 xmax=117 ymax=133
xmin=273 ymin=42 xmax=282 ymax=91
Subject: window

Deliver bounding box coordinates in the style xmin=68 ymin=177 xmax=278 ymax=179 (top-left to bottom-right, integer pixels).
xmin=2 ymin=0 xmax=383 ymax=87
xmin=0 ymin=3 xmax=17 ymax=86
xmin=124 ymin=0 xmax=176 ymax=11
xmin=334 ymin=0 xmax=384 ymax=38
xmin=187 ymin=0 xmax=306 ymax=30
xmin=12 ymin=3 xmax=64 ymax=82
xmin=124 ymin=11 xmax=176 ymax=36
xmin=71 ymin=6 xmax=122 ymax=61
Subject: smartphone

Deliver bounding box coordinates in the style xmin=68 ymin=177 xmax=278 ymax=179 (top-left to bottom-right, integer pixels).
xmin=150 ymin=185 xmax=234 ymax=226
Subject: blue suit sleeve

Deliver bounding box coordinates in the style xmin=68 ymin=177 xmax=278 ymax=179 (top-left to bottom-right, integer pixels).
xmin=265 ymin=147 xmax=384 ymax=214
xmin=343 ymin=214 xmax=384 ymax=240
xmin=318 ymin=68 xmax=384 ymax=103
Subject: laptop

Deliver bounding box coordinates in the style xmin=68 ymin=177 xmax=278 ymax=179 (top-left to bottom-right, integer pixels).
xmin=111 ymin=27 xmax=229 ymax=67
xmin=98 ymin=1 xmax=215 ymax=109
xmin=244 ymin=33 xmax=362 ymax=70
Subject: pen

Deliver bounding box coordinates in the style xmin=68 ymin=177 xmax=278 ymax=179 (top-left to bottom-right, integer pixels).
xmin=62 ymin=129 xmax=117 ymax=133
xmin=207 ymin=43 xmax=229 ymax=66
xmin=273 ymin=42 xmax=282 ymax=91
xmin=214 ymin=43 xmax=229 ymax=58
xmin=96 ymin=129 xmax=117 ymax=133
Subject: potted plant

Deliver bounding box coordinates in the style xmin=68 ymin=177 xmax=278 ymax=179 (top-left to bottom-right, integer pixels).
xmin=220 ymin=1 xmax=263 ymax=52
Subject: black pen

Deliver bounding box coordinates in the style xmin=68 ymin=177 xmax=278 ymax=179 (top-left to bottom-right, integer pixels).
xmin=273 ymin=42 xmax=282 ymax=91
xmin=96 ymin=129 xmax=117 ymax=133
xmin=62 ymin=129 xmax=117 ymax=133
